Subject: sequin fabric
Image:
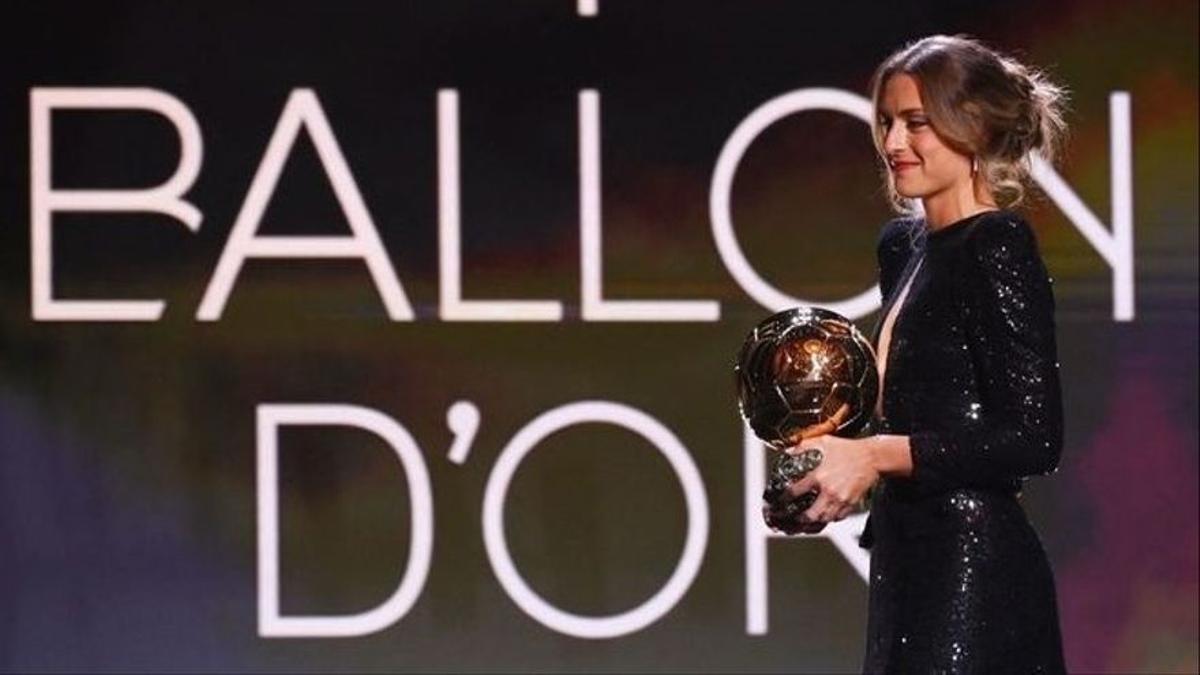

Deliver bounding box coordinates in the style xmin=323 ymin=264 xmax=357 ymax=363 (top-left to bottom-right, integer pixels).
xmin=860 ymin=210 xmax=1066 ymax=674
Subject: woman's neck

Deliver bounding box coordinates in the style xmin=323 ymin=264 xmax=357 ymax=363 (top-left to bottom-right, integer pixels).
xmin=921 ymin=181 xmax=998 ymax=229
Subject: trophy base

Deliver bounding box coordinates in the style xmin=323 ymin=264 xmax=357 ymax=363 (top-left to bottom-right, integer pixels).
xmin=762 ymin=451 xmax=822 ymax=533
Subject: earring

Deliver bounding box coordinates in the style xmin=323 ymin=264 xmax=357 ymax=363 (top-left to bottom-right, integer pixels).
xmin=971 ymin=156 xmax=979 ymax=176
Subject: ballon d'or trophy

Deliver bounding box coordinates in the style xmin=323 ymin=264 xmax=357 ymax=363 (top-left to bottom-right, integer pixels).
xmin=734 ymin=307 xmax=879 ymax=534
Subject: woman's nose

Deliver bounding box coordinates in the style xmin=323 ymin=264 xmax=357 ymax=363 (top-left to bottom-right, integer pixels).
xmin=883 ymin=124 xmax=906 ymax=153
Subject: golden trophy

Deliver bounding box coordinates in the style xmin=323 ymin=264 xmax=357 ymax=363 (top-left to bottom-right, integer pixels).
xmin=735 ymin=307 xmax=878 ymax=534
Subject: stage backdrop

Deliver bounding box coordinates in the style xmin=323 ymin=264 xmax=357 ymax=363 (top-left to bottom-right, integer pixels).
xmin=1 ymin=1 xmax=1196 ymax=672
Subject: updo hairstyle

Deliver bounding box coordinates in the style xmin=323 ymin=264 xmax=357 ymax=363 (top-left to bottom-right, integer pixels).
xmin=869 ymin=34 xmax=1069 ymax=211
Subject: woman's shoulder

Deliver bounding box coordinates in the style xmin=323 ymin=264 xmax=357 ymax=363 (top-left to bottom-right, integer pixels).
xmin=963 ymin=209 xmax=1041 ymax=261
xmin=961 ymin=210 xmax=1053 ymax=297
xmin=969 ymin=207 xmax=1034 ymax=233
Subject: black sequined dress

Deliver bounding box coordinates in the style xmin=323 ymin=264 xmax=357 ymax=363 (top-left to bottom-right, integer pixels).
xmin=859 ymin=209 xmax=1067 ymax=674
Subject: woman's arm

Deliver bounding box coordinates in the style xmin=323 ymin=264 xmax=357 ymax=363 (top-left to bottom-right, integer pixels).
xmin=791 ymin=217 xmax=1061 ymax=522
xmin=907 ymin=216 xmax=1064 ymax=488
xmin=868 ymin=434 xmax=913 ymax=477
xmin=786 ymin=434 xmax=911 ymax=523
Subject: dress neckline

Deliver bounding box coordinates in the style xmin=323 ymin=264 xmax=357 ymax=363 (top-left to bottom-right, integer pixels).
xmin=923 ymin=208 xmax=1004 ymax=239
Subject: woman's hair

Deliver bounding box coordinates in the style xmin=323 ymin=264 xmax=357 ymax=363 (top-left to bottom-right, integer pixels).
xmin=869 ymin=34 xmax=1069 ymax=212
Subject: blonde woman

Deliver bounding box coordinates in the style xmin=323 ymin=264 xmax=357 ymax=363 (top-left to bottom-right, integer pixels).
xmin=781 ymin=35 xmax=1069 ymax=672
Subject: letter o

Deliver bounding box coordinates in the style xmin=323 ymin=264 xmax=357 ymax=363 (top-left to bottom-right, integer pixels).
xmin=482 ymin=400 xmax=709 ymax=639
xmin=710 ymin=88 xmax=883 ymax=319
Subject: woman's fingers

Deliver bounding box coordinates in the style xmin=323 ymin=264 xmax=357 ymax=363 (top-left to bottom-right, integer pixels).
xmin=763 ymin=505 xmax=817 ymax=536
xmin=764 ymin=508 xmax=826 ymax=535
xmin=805 ymin=490 xmax=853 ymax=523
xmin=762 ymin=496 xmax=831 ymax=535
xmin=788 ymin=474 xmax=818 ymax=499
xmin=804 ymin=491 xmax=832 ymax=522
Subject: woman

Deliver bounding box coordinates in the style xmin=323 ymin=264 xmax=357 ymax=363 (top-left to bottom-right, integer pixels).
xmin=781 ymin=35 xmax=1069 ymax=673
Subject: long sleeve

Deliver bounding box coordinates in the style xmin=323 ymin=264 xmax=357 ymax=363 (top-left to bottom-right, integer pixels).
xmin=908 ymin=216 xmax=1064 ymax=488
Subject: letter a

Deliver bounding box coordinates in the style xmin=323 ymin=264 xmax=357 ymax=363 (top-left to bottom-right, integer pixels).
xmin=197 ymin=89 xmax=413 ymax=320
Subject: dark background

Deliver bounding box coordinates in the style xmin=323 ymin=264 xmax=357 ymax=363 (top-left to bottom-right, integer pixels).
xmin=1 ymin=1 xmax=1196 ymax=672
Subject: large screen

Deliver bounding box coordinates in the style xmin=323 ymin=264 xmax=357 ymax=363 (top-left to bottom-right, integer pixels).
xmin=1 ymin=1 xmax=1196 ymax=672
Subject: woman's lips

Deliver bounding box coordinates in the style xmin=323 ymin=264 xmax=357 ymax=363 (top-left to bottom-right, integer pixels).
xmin=891 ymin=161 xmax=920 ymax=173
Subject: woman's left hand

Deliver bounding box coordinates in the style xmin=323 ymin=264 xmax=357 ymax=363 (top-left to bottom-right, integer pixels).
xmin=786 ymin=435 xmax=879 ymax=523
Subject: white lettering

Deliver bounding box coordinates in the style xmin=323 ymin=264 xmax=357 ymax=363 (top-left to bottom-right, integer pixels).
xmin=710 ymin=88 xmax=881 ymax=320
xmin=580 ymin=91 xmax=721 ymax=321
xmin=257 ymin=403 xmax=433 ymax=637
xmin=197 ymin=89 xmax=413 ymax=321
xmin=1031 ymin=92 xmax=1134 ymax=321
xmin=482 ymin=400 xmax=709 ymax=638
xmin=437 ymin=90 xmax=563 ymax=321
xmin=30 ymin=87 xmax=203 ymax=321
xmin=744 ymin=423 xmax=870 ymax=634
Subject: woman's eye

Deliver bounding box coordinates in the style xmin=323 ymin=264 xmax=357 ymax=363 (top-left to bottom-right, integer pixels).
xmin=908 ymin=119 xmax=928 ymax=129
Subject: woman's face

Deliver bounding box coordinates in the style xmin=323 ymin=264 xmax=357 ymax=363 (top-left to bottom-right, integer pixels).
xmin=877 ymin=74 xmax=973 ymax=201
